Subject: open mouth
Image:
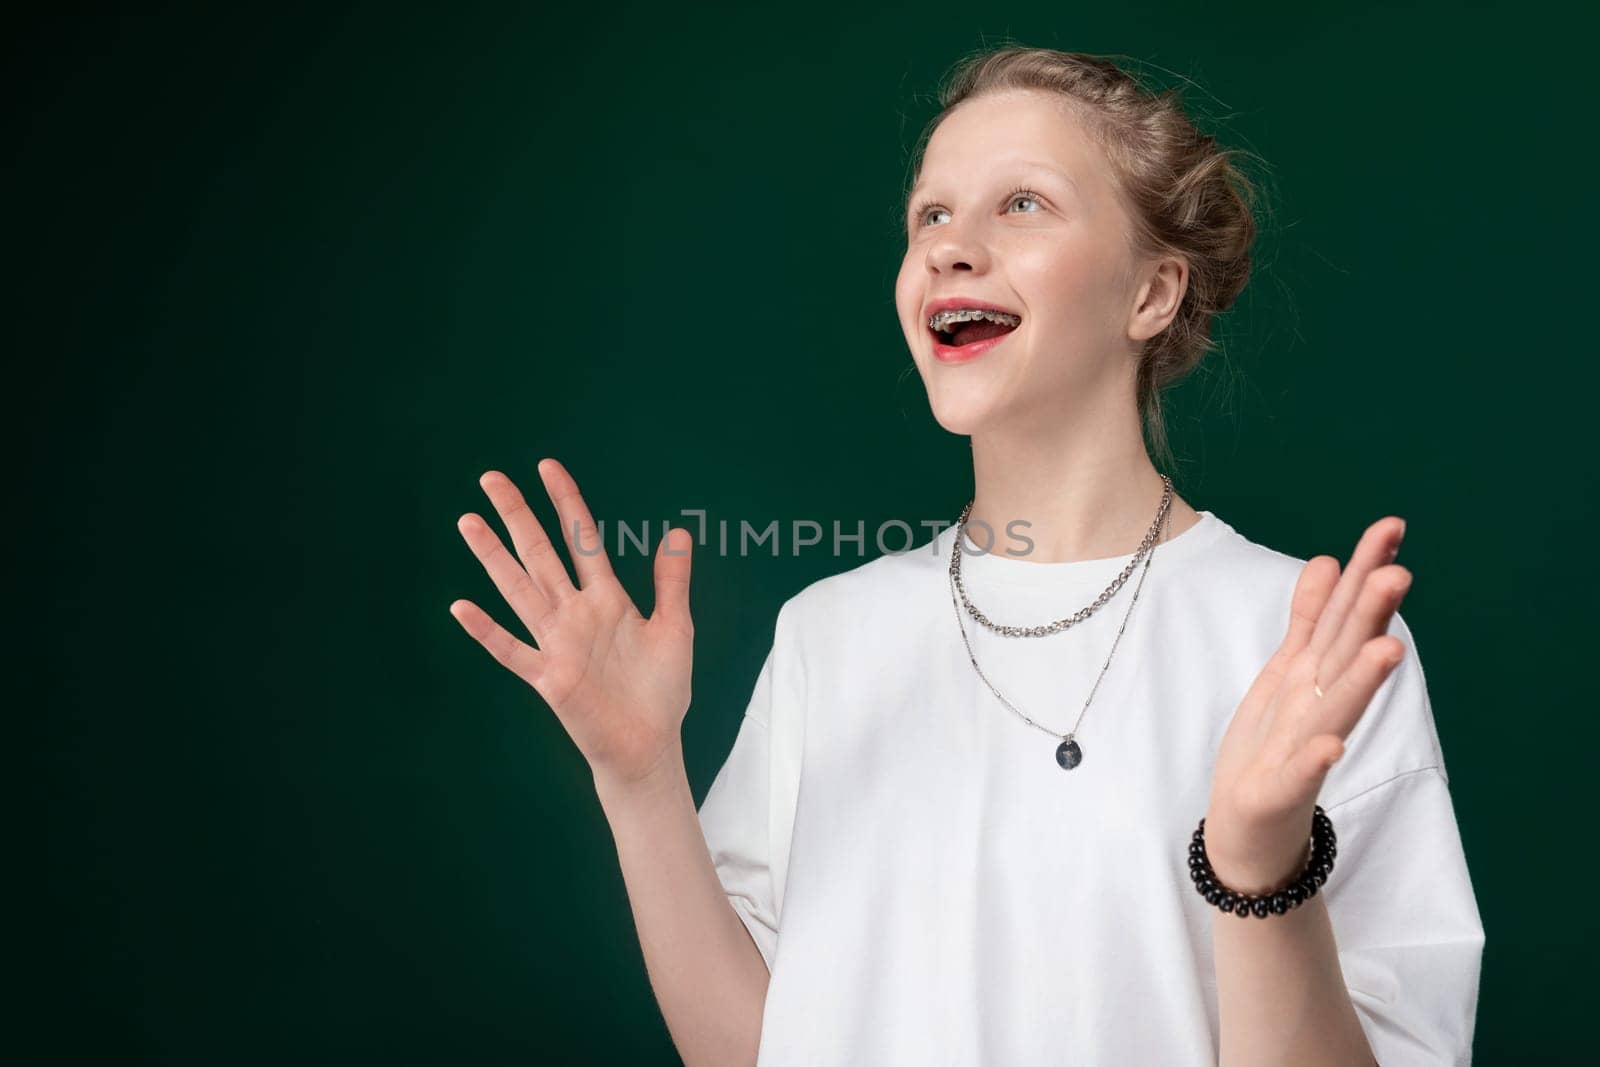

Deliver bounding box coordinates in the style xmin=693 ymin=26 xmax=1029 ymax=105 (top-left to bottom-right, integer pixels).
xmin=928 ymin=307 xmax=1023 ymax=362
xmin=931 ymin=318 xmax=1020 ymax=348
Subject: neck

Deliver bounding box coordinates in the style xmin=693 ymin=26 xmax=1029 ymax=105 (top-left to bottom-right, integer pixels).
xmin=965 ymin=417 xmax=1200 ymax=565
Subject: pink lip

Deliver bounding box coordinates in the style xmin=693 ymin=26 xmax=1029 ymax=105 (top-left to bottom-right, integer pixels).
xmin=923 ymin=296 xmax=1022 ymax=364
xmin=933 ymin=331 xmax=1014 ymax=364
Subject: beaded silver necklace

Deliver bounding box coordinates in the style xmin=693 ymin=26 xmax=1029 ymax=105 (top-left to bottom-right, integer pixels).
xmin=947 ymin=476 xmax=1174 ymax=769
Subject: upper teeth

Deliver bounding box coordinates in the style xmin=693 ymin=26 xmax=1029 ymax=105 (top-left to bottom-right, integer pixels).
xmin=929 ymin=308 xmax=1022 ymax=331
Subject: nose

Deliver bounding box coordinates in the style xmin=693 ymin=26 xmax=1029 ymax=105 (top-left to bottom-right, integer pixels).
xmin=925 ymin=227 xmax=989 ymax=274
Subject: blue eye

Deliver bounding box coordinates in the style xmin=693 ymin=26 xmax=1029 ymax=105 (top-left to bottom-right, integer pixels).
xmin=910 ymin=186 xmax=1045 ymax=230
xmin=908 ymin=198 xmax=944 ymax=228
xmin=1008 ymin=188 xmax=1042 ymax=213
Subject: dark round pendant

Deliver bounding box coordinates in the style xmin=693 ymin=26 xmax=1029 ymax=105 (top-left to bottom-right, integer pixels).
xmin=1055 ymin=737 xmax=1083 ymax=770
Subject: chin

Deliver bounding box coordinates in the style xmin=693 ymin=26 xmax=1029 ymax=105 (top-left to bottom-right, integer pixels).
xmin=926 ymin=396 xmax=1006 ymax=437
xmin=909 ymin=364 xmax=997 ymax=433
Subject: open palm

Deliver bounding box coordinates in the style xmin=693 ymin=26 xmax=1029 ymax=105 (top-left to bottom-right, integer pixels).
xmin=449 ymin=459 xmax=695 ymax=790
xmin=1205 ymin=515 xmax=1412 ymax=885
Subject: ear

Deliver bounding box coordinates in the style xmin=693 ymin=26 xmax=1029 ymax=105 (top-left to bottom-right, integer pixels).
xmin=1126 ymin=255 xmax=1188 ymax=344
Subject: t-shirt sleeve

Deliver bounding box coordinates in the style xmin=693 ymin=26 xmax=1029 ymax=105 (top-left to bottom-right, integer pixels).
xmin=695 ymin=598 xmax=805 ymax=974
xmin=698 ymin=706 xmax=779 ymax=971
xmin=1319 ymin=612 xmax=1486 ymax=1066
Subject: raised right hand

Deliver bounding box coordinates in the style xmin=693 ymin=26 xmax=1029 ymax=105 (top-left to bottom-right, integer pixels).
xmin=449 ymin=459 xmax=695 ymax=792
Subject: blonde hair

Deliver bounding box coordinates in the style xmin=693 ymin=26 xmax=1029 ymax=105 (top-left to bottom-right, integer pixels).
xmin=905 ymin=46 xmax=1266 ymax=468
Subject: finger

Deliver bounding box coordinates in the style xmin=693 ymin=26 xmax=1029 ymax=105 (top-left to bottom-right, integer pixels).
xmin=448 ymin=598 xmax=548 ymax=691
xmin=1239 ymin=557 xmax=1340 ymax=741
xmin=650 ymin=526 xmax=694 ymax=636
xmin=1306 ymin=516 xmax=1406 ymax=659
xmin=538 ymin=458 xmax=619 ymax=592
xmin=456 ymin=512 xmax=556 ymax=641
xmin=1306 ymin=633 xmax=1406 ymax=749
xmin=1314 ymin=563 xmax=1412 ymax=695
xmin=1281 ymin=555 xmax=1342 ymax=661
xmin=479 ymin=469 xmax=575 ymax=608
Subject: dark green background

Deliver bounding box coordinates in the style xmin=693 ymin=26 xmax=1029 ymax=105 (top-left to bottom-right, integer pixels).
xmin=15 ymin=3 xmax=1589 ymax=1063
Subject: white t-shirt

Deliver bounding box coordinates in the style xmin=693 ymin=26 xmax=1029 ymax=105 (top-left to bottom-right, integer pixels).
xmin=697 ymin=509 xmax=1485 ymax=1066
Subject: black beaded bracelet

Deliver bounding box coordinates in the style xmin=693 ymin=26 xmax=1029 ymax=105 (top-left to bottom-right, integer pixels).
xmin=1188 ymin=805 xmax=1337 ymax=919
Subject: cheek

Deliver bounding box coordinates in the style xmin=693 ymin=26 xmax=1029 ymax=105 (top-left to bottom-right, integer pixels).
xmin=893 ymin=257 xmax=921 ymax=339
xmin=1016 ymin=238 xmax=1125 ymax=334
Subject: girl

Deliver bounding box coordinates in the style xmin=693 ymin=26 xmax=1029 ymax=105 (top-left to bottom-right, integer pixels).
xmin=451 ymin=47 xmax=1483 ymax=1067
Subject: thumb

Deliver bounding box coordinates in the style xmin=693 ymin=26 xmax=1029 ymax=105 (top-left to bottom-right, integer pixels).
xmin=1284 ymin=734 xmax=1344 ymax=804
xmin=651 ymin=526 xmax=694 ymax=633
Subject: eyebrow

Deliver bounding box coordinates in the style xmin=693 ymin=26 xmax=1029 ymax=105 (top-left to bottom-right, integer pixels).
xmin=906 ymin=161 xmax=1079 ymax=219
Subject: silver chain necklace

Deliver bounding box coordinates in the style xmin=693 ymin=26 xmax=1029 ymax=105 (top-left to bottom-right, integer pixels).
xmin=951 ymin=475 xmax=1174 ymax=636
xmin=946 ymin=476 xmax=1174 ymax=770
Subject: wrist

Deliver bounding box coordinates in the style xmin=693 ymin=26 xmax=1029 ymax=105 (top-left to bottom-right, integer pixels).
xmin=1206 ymin=835 xmax=1313 ymax=896
xmin=592 ymin=741 xmax=689 ymax=811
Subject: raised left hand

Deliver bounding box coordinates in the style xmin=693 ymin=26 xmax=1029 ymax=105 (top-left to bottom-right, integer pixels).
xmin=1203 ymin=516 xmax=1413 ymax=895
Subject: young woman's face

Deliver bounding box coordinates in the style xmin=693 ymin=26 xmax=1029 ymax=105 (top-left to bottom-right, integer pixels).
xmin=894 ymin=89 xmax=1153 ymax=436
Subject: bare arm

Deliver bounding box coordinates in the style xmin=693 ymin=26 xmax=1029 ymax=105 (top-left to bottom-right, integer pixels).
xmin=1204 ymin=515 xmax=1411 ymax=1065
xmin=449 ymin=459 xmax=766 ymax=1067
xmin=595 ymin=746 xmax=769 ymax=1067
xmin=1210 ymin=866 xmax=1375 ymax=1066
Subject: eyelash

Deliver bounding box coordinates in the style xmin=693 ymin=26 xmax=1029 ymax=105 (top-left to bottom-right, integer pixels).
xmin=910 ymin=185 xmax=1044 ymax=229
